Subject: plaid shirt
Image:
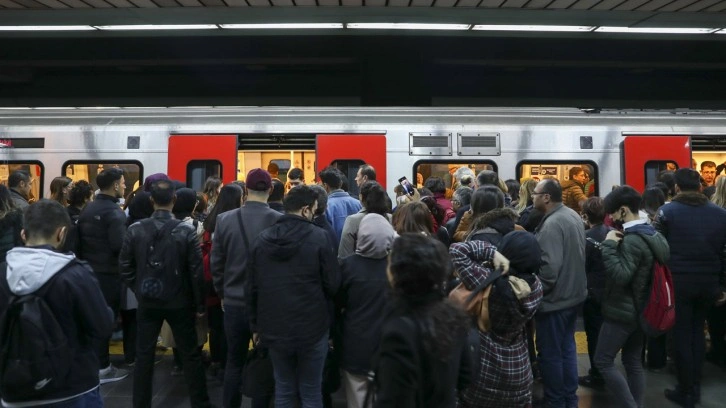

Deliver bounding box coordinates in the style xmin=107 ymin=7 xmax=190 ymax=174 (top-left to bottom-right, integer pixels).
xmin=450 ymin=241 xmax=543 ymax=408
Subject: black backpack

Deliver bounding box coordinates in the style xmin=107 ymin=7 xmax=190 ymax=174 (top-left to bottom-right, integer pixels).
xmin=138 ymin=218 xmax=184 ymax=302
xmin=0 ymin=261 xmax=74 ymax=400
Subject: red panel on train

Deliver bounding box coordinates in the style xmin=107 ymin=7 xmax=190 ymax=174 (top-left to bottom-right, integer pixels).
xmin=316 ymin=134 xmax=387 ymax=189
xmin=623 ymin=136 xmax=691 ymax=192
xmin=168 ymin=135 xmax=237 ymax=184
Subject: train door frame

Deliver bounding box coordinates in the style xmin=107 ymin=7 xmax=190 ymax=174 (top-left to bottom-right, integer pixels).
xmin=621 ymin=135 xmax=691 ymax=192
xmin=167 ymin=135 xmax=237 ymax=185
xmin=316 ymin=134 xmax=387 ymax=195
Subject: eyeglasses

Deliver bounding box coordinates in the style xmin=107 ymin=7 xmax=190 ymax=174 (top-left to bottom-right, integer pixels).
xmin=531 ymin=191 xmax=548 ymax=196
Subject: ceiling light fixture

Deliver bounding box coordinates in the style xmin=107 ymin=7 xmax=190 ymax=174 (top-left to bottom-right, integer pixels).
xmin=220 ymin=23 xmax=344 ymax=29
xmin=0 ymin=25 xmax=97 ymax=31
xmin=94 ymin=25 xmax=218 ymax=31
xmin=595 ymin=27 xmax=717 ymax=34
xmin=472 ymin=25 xmax=595 ymax=32
xmin=347 ymin=23 xmax=471 ymax=30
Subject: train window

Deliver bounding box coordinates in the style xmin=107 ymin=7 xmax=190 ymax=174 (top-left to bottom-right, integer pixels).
xmin=62 ymin=161 xmax=142 ymax=197
xmin=644 ymin=161 xmax=678 ymax=188
xmin=413 ymin=161 xmax=497 ymax=196
xmin=0 ymin=162 xmax=44 ymax=201
xmin=187 ymin=160 xmax=222 ymax=192
xmin=330 ymin=160 xmax=366 ymax=198
xmin=517 ymin=161 xmax=599 ymax=197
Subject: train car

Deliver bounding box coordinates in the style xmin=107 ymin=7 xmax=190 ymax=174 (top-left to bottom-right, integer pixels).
xmin=0 ymin=107 xmax=724 ymax=202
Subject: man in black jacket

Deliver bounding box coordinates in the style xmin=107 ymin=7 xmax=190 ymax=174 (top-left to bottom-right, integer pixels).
xmin=247 ymin=185 xmax=340 ymax=408
xmin=0 ymin=200 xmax=114 ymax=407
xmin=119 ymin=180 xmax=212 ymax=408
xmin=654 ymin=168 xmax=726 ymax=408
xmin=78 ymin=167 xmax=129 ymax=383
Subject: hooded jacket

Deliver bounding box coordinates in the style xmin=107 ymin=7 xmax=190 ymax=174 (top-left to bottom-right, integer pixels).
xmin=0 ymin=247 xmax=113 ymax=406
xmin=78 ymin=194 xmax=127 ymax=275
xmin=466 ymin=208 xmax=519 ymax=246
xmin=561 ymin=179 xmax=587 ymax=213
xmin=246 ymin=214 xmax=339 ymax=349
xmin=601 ymin=221 xmax=670 ymax=328
xmin=0 ymin=209 xmax=23 ymax=263
xmin=337 ymin=214 xmax=396 ymax=375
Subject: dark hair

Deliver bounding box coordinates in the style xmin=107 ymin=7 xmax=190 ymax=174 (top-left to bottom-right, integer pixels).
xmin=359 ymin=165 xmax=376 ymax=181
xmin=319 ymin=167 xmax=342 ymax=190
xmin=96 ymin=168 xmax=124 ymax=190
xmin=0 ymin=185 xmax=15 ymax=216
xmin=8 ymin=170 xmax=30 ymax=188
xmin=651 ymin=182 xmax=670 ymax=201
xmin=127 ymin=191 xmax=154 ymax=225
xmin=470 ymin=185 xmax=504 ymax=217
xmin=388 ymin=233 xmax=469 ymax=359
xmin=68 ymin=180 xmax=93 ymax=208
xmin=23 ymin=199 xmax=71 ymax=243
xmin=642 ymin=187 xmax=666 ymax=217
xmin=657 ymin=171 xmax=676 ymax=197
xmin=476 ymin=170 xmax=498 ymax=187
xmin=338 ymin=169 xmax=349 ymax=192
xmin=172 ymin=187 xmax=197 ymax=219
xmin=267 ymin=162 xmax=279 ymax=174
xmin=392 ymin=201 xmax=433 ymax=235
xmin=419 ymin=187 xmax=433 ymax=198
xmin=569 ymin=166 xmax=584 ymax=179
xmin=424 ymin=177 xmax=446 ymax=194
xmin=539 ymin=179 xmax=563 ymax=202
xmin=582 ymin=196 xmax=605 ymax=224
xmin=421 ymin=196 xmax=445 ymax=227
xmin=203 ymin=184 xmax=243 ymax=232
xmin=309 ymin=184 xmax=328 ymax=215
xmin=49 ymin=176 xmax=72 ymax=206
xmin=701 ymin=161 xmax=717 ymax=170
xmin=604 ymin=185 xmax=641 ymax=214
xmin=283 ymin=185 xmax=318 ymax=213
xmin=287 ymin=167 xmax=304 ymax=181
xmin=203 ymin=176 xmax=222 ymax=203
xmin=674 ymin=168 xmax=701 ymax=192
xmin=453 ymin=186 xmax=474 ymax=207
xmin=268 ymin=179 xmax=285 ymax=202
xmin=361 ymin=181 xmax=388 ymax=216
xmin=505 ymin=179 xmax=520 ymax=201
xmin=194 ymin=192 xmax=207 ymax=216
xmin=150 ymin=180 xmax=176 ymax=206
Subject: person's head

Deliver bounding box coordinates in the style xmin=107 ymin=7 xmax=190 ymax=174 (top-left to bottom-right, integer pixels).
xmin=21 ymin=200 xmax=71 ymax=248
xmin=360 ymin=181 xmax=388 ymax=216
xmin=392 ymin=201 xmax=434 ymax=236
xmin=67 ymin=180 xmax=94 ymax=209
xmin=194 ymin=192 xmax=207 ymax=216
xmin=387 ymin=233 xmax=449 ymax=296
xmin=454 ymin=167 xmax=476 ymax=186
xmin=711 ymin=176 xmax=726 ymax=208
xmin=657 ymin=171 xmax=676 ymax=198
xmin=319 ymin=167 xmax=342 ymax=193
xmin=416 ymin=173 xmax=423 ymax=185
xmin=202 ymin=176 xmax=223 ymax=201
xmin=505 ymin=179 xmax=520 ymax=201
xmin=532 ymin=179 xmax=562 ymax=212
xmin=283 ymin=185 xmax=318 ymax=221
xmin=692 ymin=158 xmax=698 ymax=169
xmin=700 ymin=160 xmax=717 ymax=186
xmin=581 ymin=196 xmax=605 ymax=227
xmin=308 ymin=184 xmax=328 ymax=216
xmin=245 ymin=168 xmax=273 ymax=202
xmin=642 ymin=187 xmax=666 ymax=222
xmin=127 ymin=191 xmax=153 ymax=224
xmin=517 ymin=178 xmax=538 ymax=208
xmin=338 ymin=169 xmax=350 ymax=192
xmin=49 ymin=176 xmax=73 ymax=206
xmin=267 ymin=162 xmax=279 ymax=178
xmin=498 ymin=231 xmax=542 ymax=276
xmin=424 ymin=177 xmax=446 ymax=195
xmin=172 ymin=188 xmax=197 ymax=220
xmin=0 ymin=185 xmax=14 ymax=216
xmin=355 ymin=164 xmax=376 ymax=187
xmin=470 ymin=185 xmax=504 ymax=217
xmin=674 ymin=168 xmax=702 ymax=193
xmin=143 ymin=173 xmax=170 ymax=192
xmin=476 ymin=170 xmax=498 ymax=187
xmin=287 ymin=168 xmax=305 ymax=189
xmin=604 ymin=185 xmax=642 ymax=224
xmin=651 ymin=181 xmax=670 ymax=202
xmin=356 ymin=213 xmax=397 ymax=259
xmin=8 ymin=170 xmax=32 ymax=198
xmin=96 ymin=168 xmax=125 ymax=199
xmin=569 ymin=167 xmax=587 ymax=184
xmin=268 ymin=179 xmax=284 ymax=203
xmin=202 ymin=183 xmax=244 ymax=233
xmin=149 ymin=179 xmax=176 ymax=210
xmin=452 ymin=187 xmax=473 ymax=211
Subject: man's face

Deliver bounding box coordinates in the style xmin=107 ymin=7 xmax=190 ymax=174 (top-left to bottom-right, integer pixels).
xmin=701 ymin=166 xmax=716 ymax=186
xmin=20 ymin=178 xmax=32 ymax=197
xmin=288 ymin=178 xmax=304 ymax=189
xmin=354 ymin=169 xmax=366 ymax=187
xmin=532 ymin=182 xmax=549 ymax=212
xmin=116 ymin=176 xmax=126 ymax=199
xmin=573 ymin=171 xmax=587 ymax=184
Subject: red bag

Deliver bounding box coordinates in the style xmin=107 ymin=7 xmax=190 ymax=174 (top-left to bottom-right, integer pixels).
xmin=639 ymin=260 xmax=675 ymax=337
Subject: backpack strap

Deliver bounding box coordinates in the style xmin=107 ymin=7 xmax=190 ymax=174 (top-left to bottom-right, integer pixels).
xmin=466 ymin=265 xmax=505 ymax=304
xmin=237 ymin=210 xmax=251 ymax=252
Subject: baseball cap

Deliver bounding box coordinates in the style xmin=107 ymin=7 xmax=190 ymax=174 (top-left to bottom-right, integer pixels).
xmin=246 ymin=168 xmax=272 ymax=191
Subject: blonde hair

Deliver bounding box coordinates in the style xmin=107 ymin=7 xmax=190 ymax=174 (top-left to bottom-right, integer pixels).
xmin=712 ymin=175 xmax=726 ymax=208
xmin=515 ymin=178 xmax=538 ymax=213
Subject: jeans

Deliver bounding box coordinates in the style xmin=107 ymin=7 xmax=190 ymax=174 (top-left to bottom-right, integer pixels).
xmin=121 ymin=308 xmax=137 ymax=364
xmin=45 ymin=388 xmax=103 ymax=408
xmin=269 ymin=334 xmax=329 ymax=408
xmin=594 ymin=321 xmax=645 ymax=408
xmin=535 ymin=306 xmax=579 ymax=408
xmin=223 ymin=304 xmax=253 ymax=408
xmin=94 ymin=273 xmax=121 ymax=369
xmin=583 ymin=297 xmax=604 ymax=378
xmin=134 ymin=306 xmax=211 ymax=408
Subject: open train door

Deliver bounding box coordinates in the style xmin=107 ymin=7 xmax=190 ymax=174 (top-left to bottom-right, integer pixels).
xmin=622 ymin=135 xmax=691 ymax=192
xmin=316 ymin=134 xmax=386 ymax=196
xmin=168 ymin=135 xmax=238 ymax=187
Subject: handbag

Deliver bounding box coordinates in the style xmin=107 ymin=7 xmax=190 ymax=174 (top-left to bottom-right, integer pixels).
xmin=241 ymin=345 xmax=275 ymax=398
xmin=448 ymin=266 xmax=504 ymax=332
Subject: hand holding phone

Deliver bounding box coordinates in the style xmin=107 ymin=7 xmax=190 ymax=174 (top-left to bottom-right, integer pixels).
xmin=398 ymin=176 xmax=415 ymax=196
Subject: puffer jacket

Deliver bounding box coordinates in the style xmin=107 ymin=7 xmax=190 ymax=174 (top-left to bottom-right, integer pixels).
xmin=561 ymin=179 xmax=587 ymax=213
xmin=78 ymin=194 xmax=127 ymax=275
xmin=600 ymin=222 xmax=669 ymax=329
xmin=0 ymin=209 xmax=23 ymax=263
xmin=466 ymin=208 xmax=518 ymax=246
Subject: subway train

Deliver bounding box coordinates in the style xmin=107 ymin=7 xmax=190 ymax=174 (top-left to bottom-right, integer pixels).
xmin=0 ymin=106 xmax=723 ymax=200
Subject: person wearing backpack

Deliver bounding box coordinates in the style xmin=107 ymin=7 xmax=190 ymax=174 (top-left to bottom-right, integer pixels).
xmin=595 ymin=186 xmax=670 ymax=408
xmin=119 ymin=180 xmax=213 ymax=408
xmin=0 ymin=199 xmax=114 ymax=407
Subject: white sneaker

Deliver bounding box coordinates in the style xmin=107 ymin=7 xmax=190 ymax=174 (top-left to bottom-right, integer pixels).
xmin=99 ymin=365 xmax=129 ymax=384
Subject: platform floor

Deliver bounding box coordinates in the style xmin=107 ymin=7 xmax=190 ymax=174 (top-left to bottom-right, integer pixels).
xmin=100 ymin=351 xmax=726 ymax=408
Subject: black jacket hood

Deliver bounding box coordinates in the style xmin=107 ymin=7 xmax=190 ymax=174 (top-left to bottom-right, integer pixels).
xmin=672 ymin=191 xmax=709 ymax=206
xmin=260 ymin=215 xmax=316 ymax=260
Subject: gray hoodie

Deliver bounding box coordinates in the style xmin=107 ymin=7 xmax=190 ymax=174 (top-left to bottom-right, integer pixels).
xmin=6 ymin=247 xmax=75 ymax=295
xmin=356 ymin=213 xmax=397 ymax=259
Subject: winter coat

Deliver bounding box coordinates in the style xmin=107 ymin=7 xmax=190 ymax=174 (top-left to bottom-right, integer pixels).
xmin=0 ymin=209 xmax=23 ymax=263
xmin=119 ymin=210 xmax=205 ymax=313
xmin=78 ymin=194 xmax=127 ymax=275
xmin=9 ymin=189 xmax=28 ymax=209
xmin=561 ymin=179 xmax=587 ymax=213
xmin=325 ymin=190 xmax=363 ymax=244
xmin=601 ymin=222 xmax=670 ymax=328
xmin=466 ymin=208 xmax=519 ymax=246
xmin=585 ymin=223 xmax=610 ymax=302
xmin=246 ymin=215 xmax=339 ymax=349
xmin=434 ymin=193 xmax=456 ymax=224
xmin=517 ymin=204 xmax=545 ymax=233
xmin=0 ymin=246 xmax=113 ymax=405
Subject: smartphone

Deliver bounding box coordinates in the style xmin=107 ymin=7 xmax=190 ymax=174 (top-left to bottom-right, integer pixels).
xmin=585 ymin=237 xmax=602 ymax=249
xmin=398 ymin=176 xmax=415 ymax=196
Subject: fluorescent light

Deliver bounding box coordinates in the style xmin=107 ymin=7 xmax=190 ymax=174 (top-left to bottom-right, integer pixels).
xmin=0 ymin=25 xmax=96 ymax=31
xmin=595 ymin=27 xmax=716 ymax=34
xmin=472 ymin=25 xmax=595 ymax=32
xmin=77 ymin=107 xmax=121 ymax=110
xmin=347 ymin=23 xmax=471 ymax=31
xmin=220 ymin=23 xmax=343 ymax=29
xmin=94 ymin=25 xmax=218 ymax=31
xmin=716 ymin=29 xmax=726 ymax=34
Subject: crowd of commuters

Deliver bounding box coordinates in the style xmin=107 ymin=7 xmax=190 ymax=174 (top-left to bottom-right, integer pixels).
xmin=2 ymin=160 xmax=726 ymax=408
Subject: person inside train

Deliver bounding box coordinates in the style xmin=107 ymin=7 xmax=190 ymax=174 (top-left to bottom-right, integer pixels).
xmin=49 ymin=176 xmax=73 ymax=207
xmin=463 ymin=185 xmax=519 ymax=246
xmin=8 ymin=170 xmax=31 ymax=209
xmin=657 ymin=171 xmax=677 ymax=201
xmin=445 ymin=186 xmax=473 ymax=236
xmin=320 ymin=166 xmax=362 ymax=244
xmin=561 ymin=167 xmax=588 ymax=213
xmin=354 ymin=164 xmax=376 ymax=188
xmin=287 ymin=167 xmax=305 ymax=190
xmin=506 ymin=179 xmax=520 ymax=207
xmin=0 ymin=184 xmax=23 ymax=263
xmin=268 ymin=179 xmax=285 ymax=213
xmin=338 ymin=181 xmax=390 ymax=263
xmin=423 ymin=176 xmax=456 ymax=225
xmin=202 ymin=176 xmax=223 ymax=214
xmin=267 ymin=162 xmax=280 ymax=180
xmin=515 ymin=178 xmax=545 ymax=233
xmin=450 ymin=169 xmax=499 ymax=242
xmin=700 ymin=160 xmax=717 ymax=187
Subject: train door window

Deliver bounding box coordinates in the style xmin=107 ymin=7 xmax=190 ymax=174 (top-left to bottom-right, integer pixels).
xmin=330 ymin=160 xmax=365 ymax=198
xmin=269 ymin=159 xmax=290 ymax=182
xmin=0 ymin=162 xmax=44 ymax=201
xmin=187 ymin=160 xmax=222 ymax=192
xmin=239 ymin=151 xmax=316 ymax=190
xmin=517 ymin=161 xmax=599 ymax=198
xmin=644 ymin=161 xmax=678 ymax=188
xmin=413 ymin=161 xmax=497 ymax=197
xmin=62 ymin=161 xmax=142 ymax=198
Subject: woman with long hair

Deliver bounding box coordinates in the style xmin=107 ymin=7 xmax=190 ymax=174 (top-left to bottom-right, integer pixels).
xmin=0 ymin=185 xmax=23 ymax=263
xmin=49 ymin=176 xmax=73 ymax=206
xmin=516 ymin=179 xmax=544 ymax=232
xmin=202 ymin=176 xmax=223 ymax=214
xmin=372 ymin=233 xmax=472 ymax=407
xmin=202 ymin=183 xmax=243 ymax=235
xmin=391 ymin=201 xmax=434 ymax=237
